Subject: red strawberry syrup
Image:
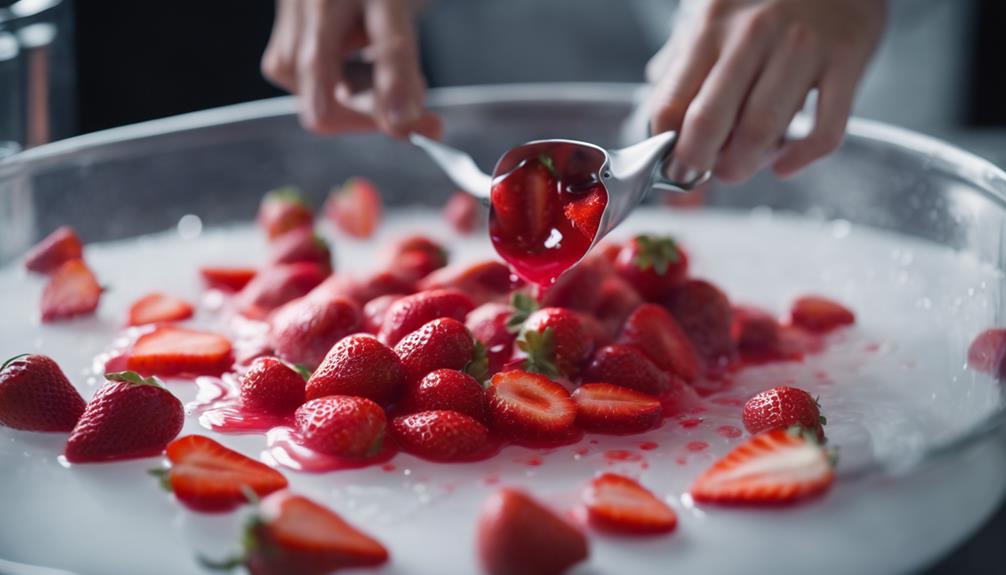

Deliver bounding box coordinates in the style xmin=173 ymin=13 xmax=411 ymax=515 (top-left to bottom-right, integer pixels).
xmin=188 ymin=375 xmax=293 ymax=433
xmin=264 ymin=427 xmax=397 ymax=473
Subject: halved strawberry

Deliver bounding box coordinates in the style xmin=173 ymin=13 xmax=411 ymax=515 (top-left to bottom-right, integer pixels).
xmin=401 ymin=369 xmax=487 ymax=422
xmin=268 ymin=227 xmax=332 ymax=270
xmin=582 ymin=344 xmax=670 ymax=396
xmin=393 ymin=318 xmax=478 ymax=383
xmin=582 ymin=473 xmax=677 ymax=534
xmin=563 ymin=183 xmax=606 ymax=241
xmin=690 ymin=428 xmax=835 ymax=505
xmin=258 ymin=187 xmax=313 ymax=241
xmin=478 ymin=488 xmax=588 ymax=575
xmin=732 ymin=305 xmax=784 ymax=357
xmin=205 ymin=491 xmax=388 ymax=573
xmin=490 ymin=156 xmax=560 ymax=251
xmin=40 ymin=259 xmax=101 ymax=322
xmin=199 ymin=266 xmax=258 ymax=292
xmin=377 ymin=288 xmax=475 ymax=346
xmin=443 ymin=190 xmax=483 ymax=234
xmin=968 ymin=328 xmax=1006 ymax=378
xmin=325 ymin=177 xmax=381 ymax=239
xmin=156 ymin=435 xmax=288 ymax=512
xmin=269 ymin=294 xmax=360 ymax=369
xmin=571 ymin=383 xmax=661 ymax=434
xmin=391 ymin=409 xmax=491 ymax=462
xmin=790 ymin=296 xmax=855 ymax=333
xmin=665 ymin=279 xmax=735 ymax=366
xmin=24 ymin=226 xmax=83 ymax=274
xmin=236 ymin=263 xmax=329 ymax=320
xmin=614 ymin=234 xmax=688 ymax=301
xmin=295 ymin=396 xmax=386 ymax=458
xmin=306 ymin=334 xmax=405 ymax=406
xmin=743 ymin=386 xmax=826 ymax=440
xmin=419 ymin=260 xmax=521 ymax=306
xmin=618 ymin=303 xmax=700 ymax=382
xmin=127 ymin=293 xmax=194 ymax=326
xmin=125 ymin=326 xmax=233 ymax=377
xmin=486 ymin=370 xmax=577 ymax=443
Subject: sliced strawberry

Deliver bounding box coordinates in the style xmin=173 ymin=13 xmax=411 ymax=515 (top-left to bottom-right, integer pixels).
xmin=582 ymin=473 xmax=677 ymax=534
xmin=382 ymin=235 xmax=449 ymax=282
xmin=614 ymin=234 xmax=688 ymax=301
xmin=665 ymin=279 xmax=735 ymax=367
xmin=295 ymin=396 xmax=386 ymax=458
xmin=239 ymin=357 xmax=307 ymax=416
xmin=362 ymin=293 xmax=404 ymax=334
xmin=790 ymin=295 xmax=855 ymax=333
xmin=743 ymin=386 xmax=826 ymax=440
xmin=478 ymin=488 xmax=588 ymax=575
xmin=40 ymin=259 xmax=101 ymax=322
xmin=257 ymin=186 xmax=314 ymax=241
xmin=199 ymin=266 xmax=258 ymax=292
xmin=618 ymin=303 xmax=700 ymax=382
xmin=518 ymin=307 xmax=594 ymax=379
xmin=391 ymin=409 xmax=491 ymax=462
xmin=419 ymin=260 xmax=522 ymax=306
xmin=236 ymin=263 xmax=329 ymax=320
xmin=486 ymin=370 xmax=577 ymax=443
xmin=393 ymin=318 xmax=477 ymax=383
xmin=306 ymin=334 xmax=405 ymax=406
xmin=691 ymin=428 xmax=835 ymax=505
xmin=490 ymin=156 xmax=560 ymax=251
xmin=269 ymin=294 xmax=360 ymax=369
xmin=24 ymin=226 xmax=83 ymax=274
xmin=563 ymin=183 xmax=606 ymax=241
xmin=64 ymin=371 xmax=184 ymax=463
xmin=377 ymin=288 xmax=475 ymax=346
xmin=0 ymin=354 xmax=85 ymax=432
xmin=968 ymin=328 xmax=1006 ymax=378
xmin=401 ymin=369 xmax=487 ymax=423
xmin=325 ymin=177 xmax=382 ymax=239
xmin=571 ymin=383 xmax=661 ymax=434
xmin=582 ymin=344 xmax=670 ymax=396
xmin=443 ymin=190 xmax=483 ymax=234
xmin=127 ymin=292 xmax=194 ymax=326
xmin=268 ymin=227 xmax=332 ymax=270
xmin=125 ymin=326 xmax=233 ymax=377
xmin=159 ymin=435 xmax=288 ymax=512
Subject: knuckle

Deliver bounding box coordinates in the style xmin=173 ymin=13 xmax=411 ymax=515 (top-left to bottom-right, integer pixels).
xmin=785 ymin=21 xmax=818 ymax=51
xmin=740 ymin=8 xmax=778 ymax=41
xmin=808 ymin=126 xmax=845 ymax=155
xmin=702 ymin=0 xmax=736 ymax=26
xmin=685 ymin=103 xmax=725 ymax=136
xmin=738 ymin=112 xmax=784 ymax=146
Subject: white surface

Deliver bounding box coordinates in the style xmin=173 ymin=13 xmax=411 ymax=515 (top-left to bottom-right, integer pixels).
xmin=0 ymin=207 xmax=1003 ymax=575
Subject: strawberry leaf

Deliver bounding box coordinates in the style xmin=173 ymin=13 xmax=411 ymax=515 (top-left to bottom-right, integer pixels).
xmin=1 ymin=353 xmax=29 ymax=371
xmin=632 ymin=234 xmax=680 ymax=276
xmin=291 ymin=364 xmax=314 ymax=381
xmin=517 ymin=327 xmax=561 ymax=379
xmin=538 ymin=154 xmax=557 ymax=176
xmin=465 ymin=340 xmax=490 ymax=383
xmin=267 ymin=185 xmax=306 ymax=206
xmin=506 ymin=292 xmax=539 ymax=334
xmin=148 ymin=468 xmax=173 ymax=492
xmin=107 ymin=370 xmax=163 ymax=388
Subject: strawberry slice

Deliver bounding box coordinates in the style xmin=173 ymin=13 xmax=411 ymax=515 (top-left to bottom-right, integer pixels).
xmin=968 ymin=328 xmax=1006 ymax=378
xmin=790 ymin=295 xmax=855 ymax=333
xmin=571 ymin=383 xmax=661 ymax=434
xmin=125 ymin=326 xmax=233 ymax=377
xmin=618 ymin=303 xmax=700 ymax=382
xmin=325 ymin=177 xmax=382 ymax=239
xmin=236 ymin=263 xmax=329 ymax=320
xmin=562 ymin=183 xmax=607 ymax=241
xmin=41 ymin=259 xmax=102 ymax=322
xmin=582 ymin=473 xmax=677 ymax=534
xmin=490 ymin=156 xmax=559 ymax=251
xmin=690 ymin=428 xmax=835 ymax=505
xmin=24 ymin=226 xmax=83 ymax=274
xmin=391 ymin=409 xmax=492 ymax=462
xmin=157 ymin=435 xmax=288 ymax=512
xmin=486 ymin=370 xmax=577 ymax=443
xmin=127 ymin=293 xmax=194 ymax=326
xmin=199 ymin=266 xmax=258 ymax=292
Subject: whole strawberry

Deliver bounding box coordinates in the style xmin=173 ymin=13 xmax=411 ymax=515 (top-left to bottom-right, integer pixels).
xmin=391 ymin=409 xmax=491 ymax=462
xmin=237 ymin=263 xmax=329 ymax=320
xmin=743 ymin=386 xmax=826 ymax=440
xmin=466 ymin=295 xmax=534 ymax=377
xmin=393 ymin=318 xmax=478 ymax=383
xmin=419 ymin=260 xmax=521 ymax=306
xmin=665 ymin=279 xmax=735 ymax=366
xmin=382 ymin=235 xmax=449 ymax=282
xmin=240 ymin=357 xmax=307 ymax=416
xmin=64 ymin=371 xmax=183 ymax=463
xmin=614 ymin=234 xmax=688 ymax=301
xmin=582 ymin=344 xmax=670 ymax=396
xmin=306 ymin=334 xmax=405 ymax=406
xmin=377 ymin=288 xmax=475 ymax=346
xmin=518 ymin=307 xmax=594 ymax=379
xmin=267 ymin=227 xmax=332 ymax=271
xmin=269 ymin=294 xmax=360 ymax=369
xmin=0 ymin=354 xmax=85 ymax=432
xmin=295 ymin=395 xmax=386 ymax=458
xmin=314 ymin=271 xmax=415 ymax=307
xmin=24 ymin=226 xmax=83 ymax=274
xmin=258 ymin=187 xmax=313 ymax=240
xmin=618 ymin=303 xmax=700 ymax=382
xmin=402 ymin=369 xmax=487 ymax=423
xmin=362 ymin=294 xmax=404 ymax=334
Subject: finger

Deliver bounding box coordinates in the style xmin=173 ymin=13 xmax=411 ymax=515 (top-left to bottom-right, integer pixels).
xmin=336 ymin=86 xmax=442 ymax=138
xmin=771 ymin=65 xmax=855 ymax=178
xmin=715 ymin=26 xmax=821 ymax=182
xmin=648 ymin=25 xmax=720 ymax=134
xmin=673 ymin=13 xmax=776 ymax=175
xmin=363 ymin=0 xmax=430 ymax=137
xmin=261 ymin=0 xmax=302 ymax=91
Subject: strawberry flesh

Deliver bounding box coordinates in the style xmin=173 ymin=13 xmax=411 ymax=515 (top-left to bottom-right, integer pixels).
xmin=125 ymin=326 xmax=233 ymax=377
xmin=41 ymin=259 xmax=101 ymax=322
xmin=486 ymin=370 xmax=577 ymax=443
xmin=582 ymin=473 xmax=677 ymax=534
xmin=127 ymin=292 xmax=194 ymax=326
xmin=571 ymin=383 xmax=661 ymax=435
xmin=790 ymin=295 xmax=855 ymax=333
xmin=24 ymin=226 xmax=83 ymax=274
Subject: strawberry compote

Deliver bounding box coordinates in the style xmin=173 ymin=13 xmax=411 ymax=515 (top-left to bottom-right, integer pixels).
xmin=490 ymin=153 xmax=608 ymax=285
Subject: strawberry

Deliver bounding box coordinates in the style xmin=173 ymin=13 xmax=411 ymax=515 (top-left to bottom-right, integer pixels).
xmin=618 ymin=303 xmax=700 ymax=382
xmin=294 ymin=395 xmax=386 ymax=458
xmin=657 ymin=375 xmax=701 ymax=418
xmin=24 ymin=226 xmax=83 ymax=274
xmin=239 ymin=357 xmax=307 ymax=416
xmin=269 ymin=294 xmax=360 ymax=369
xmin=518 ymin=307 xmax=594 ymax=379
xmin=743 ymin=386 xmax=826 ymax=440
xmin=126 ymin=292 xmax=194 ymax=326
xmin=402 ymin=369 xmax=487 ymax=422
xmin=477 ymin=488 xmax=588 ymax=575
xmin=305 ymin=334 xmax=405 ymax=406
xmin=598 ymin=241 xmax=622 ymax=263
xmin=582 ymin=344 xmax=670 ymax=396
xmin=267 ymin=227 xmax=332 ymax=271
xmin=562 ymin=183 xmax=606 ymax=241
xmin=393 ymin=318 xmax=478 ymax=383
xmin=443 ymin=190 xmax=482 ymax=234
xmin=391 ymin=409 xmax=491 ymax=462
xmin=383 ymin=235 xmax=449 ymax=282
xmin=199 ymin=266 xmax=258 ymax=292
xmin=313 ymin=271 xmax=415 ymax=306
xmin=665 ymin=279 xmax=735 ymax=367
xmin=690 ymin=427 xmax=835 ymax=505
xmin=592 ymin=275 xmax=643 ymax=338
xmin=540 ymin=254 xmax=612 ymax=311
xmin=236 ymin=263 xmax=328 ymax=320
xmin=419 ymin=260 xmax=522 ymax=306
xmin=0 ymin=354 xmax=85 ymax=432
xmin=486 ymin=370 xmax=576 ymax=443
xmin=790 ymin=295 xmax=855 ymax=333
xmin=64 ymin=371 xmax=184 ymax=463
xmin=325 ymin=177 xmax=381 ymax=239
xmin=377 ymin=288 xmax=475 ymax=346
xmin=362 ymin=293 xmax=403 ymax=334
xmin=614 ymin=235 xmax=688 ymax=301
xmin=732 ymin=306 xmax=783 ymax=357
xmin=582 ymin=473 xmax=677 ymax=534
xmin=204 ymin=491 xmax=388 ymax=574
xmin=466 ymin=296 xmax=534 ymax=376
xmin=968 ymin=328 xmax=1006 ymax=378
xmin=257 ymin=187 xmax=314 ymax=241
xmin=571 ymin=383 xmax=661 ymax=435
xmin=155 ymin=435 xmax=288 ymax=512
xmin=125 ymin=325 xmax=233 ymax=377
xmin=490 ymin=155 xmax=560 ymax=251
xmin=40 ymin=259 xmax=102 ymax=322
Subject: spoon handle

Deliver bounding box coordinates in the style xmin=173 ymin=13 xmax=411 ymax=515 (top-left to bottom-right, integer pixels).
xmin=409 ymin=133 xmax=493 ymax=203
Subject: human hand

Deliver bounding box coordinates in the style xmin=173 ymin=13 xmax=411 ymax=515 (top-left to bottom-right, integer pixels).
xmin=647 ymin=0 xmax=886 ymax=182
xmin=261 ymin=0 xmax=441 ymax=138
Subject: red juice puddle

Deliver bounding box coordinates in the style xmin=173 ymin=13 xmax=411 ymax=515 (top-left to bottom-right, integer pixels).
xmin=186 ymin=375 xmax=292 ymax=434
xmin=483 ymin=474 xmax=501 ymax=486
xmin=638 ymin=441 xmax=659 ymax=451
xmin=381 ymin=463 xmax=396 ymax=472
xmin=711 ymin=397 xmax=744 ymax=408
xmin=573 ymin=446 xmax=591 ymax=457
xmin=589 ymin=439 xmax=599 ymax=445
xmin=515 ymin=455 xmax=544 ymax=467
xmin=716 ymin=425 xmax=743 ymax=439
xmin=509 ymin=429 xmax=584 ymax=449
xmin=604 ymin=449 xmax=643 ymax=463
xmin=686 ymin=441 xmax=709 ymax=452
xmin=264 ymin=427 xmax=397 ymax=473
xmin=678 ymin=417 xmax=703 ymax=429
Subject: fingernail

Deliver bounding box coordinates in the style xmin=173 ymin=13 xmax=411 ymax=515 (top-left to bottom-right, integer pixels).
xmin=388 ymin=100 xmax=421 ymax=127
xmin=666 ymin=159 xmax=702 ymax=185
